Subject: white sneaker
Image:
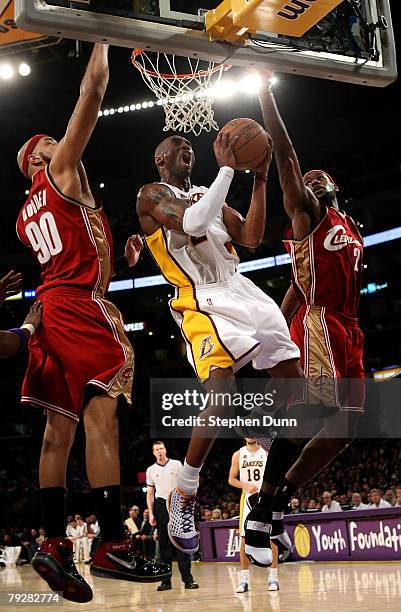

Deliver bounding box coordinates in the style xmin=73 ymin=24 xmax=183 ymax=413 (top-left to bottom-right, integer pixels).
xmin=236 ymin=581 xmax=249 ymax=593
xmin=268 ymin=579 xmax=279 ymax=591
xmin=167 ymin=487 xmax=199 ymax=554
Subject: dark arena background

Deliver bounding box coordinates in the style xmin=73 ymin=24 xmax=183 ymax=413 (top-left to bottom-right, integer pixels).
xmin=0 ymin=1 xmax=401 ymax=609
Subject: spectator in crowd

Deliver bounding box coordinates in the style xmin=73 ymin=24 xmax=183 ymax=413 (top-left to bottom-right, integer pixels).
xmin=36 ymin=528 xmax=45 ymax=545
xmin=300 ymin=500 xmax=308 ymax=512
xmin=351 ymin=492 xmax=370 ymax=510
xmin=339 ymin=494 xmax=351 ymax=510
xmin=74 ymin=516 xmax=90 ymax=563
xmin=124 ymin=506 xmax=140 ymax=535
xmin=395 ymin=486 xmax=401 ymax=506
xmin=202 ymin=508 xmax=212 ymax=521
xmin=212 ymin=509 xmax=222 ymax=520
xmin=0 ymin=533 xmax=22 ymax=566
xmin=136 ymin=509 xmax=156 ymax=559
xmin=222 ymin=510 xmax=231 ymax=520
xmin=369 ymin=488 xmax=392 ymax=509
xmin=307 ymin=499 xmax=319 ymax=512
xmin=321 ymin=491 xmax=342 ymax=513
xmin=384 ymin=489 xmax=396 ymax=506
xmin=21 ymin=528 xmax=40 ymax=562
xmin=290 ymin=498 xmax=301 ymax=514
xmin=66 ymin=518 xmax=77 ymax=539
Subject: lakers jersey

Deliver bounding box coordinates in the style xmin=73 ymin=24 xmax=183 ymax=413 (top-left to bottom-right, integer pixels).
xmin=239 ymin=445 xmax=267 ymax=495
xmin=145 ymin=182 xmax=239 ymax=287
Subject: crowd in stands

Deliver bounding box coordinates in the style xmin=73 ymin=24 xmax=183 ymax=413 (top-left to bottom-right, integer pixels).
xmin=1 ymin=438 xmax=400 ymax=565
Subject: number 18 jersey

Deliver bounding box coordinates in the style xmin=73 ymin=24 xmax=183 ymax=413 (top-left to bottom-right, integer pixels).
xmin=239 ymin=445 xmax=267 ymax=495
xmin=16 ymin=166 xmax=114 ymax=299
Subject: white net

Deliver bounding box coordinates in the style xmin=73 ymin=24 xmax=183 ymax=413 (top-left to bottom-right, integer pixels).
xmin=131 ymin=50 xmax=228 ymax=136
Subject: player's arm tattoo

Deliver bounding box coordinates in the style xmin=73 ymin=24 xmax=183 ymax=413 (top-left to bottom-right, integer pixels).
xmin=143 ymin=184 xmax=189 ymax=231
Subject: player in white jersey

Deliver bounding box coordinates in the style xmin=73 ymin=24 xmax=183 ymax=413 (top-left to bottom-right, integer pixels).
xmin=229 ymin=439 xmax=279 ymax=592
xmin=136 ymin=132 xmax=303 ymax=556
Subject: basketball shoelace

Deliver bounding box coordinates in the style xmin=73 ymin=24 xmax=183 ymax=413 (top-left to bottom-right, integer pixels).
xmin=179 ymin=494 xmax=196 ymax=534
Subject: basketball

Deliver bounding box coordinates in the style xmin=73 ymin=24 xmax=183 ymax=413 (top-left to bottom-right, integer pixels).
xmin=217 ymin=118 xmax=272 ymax=171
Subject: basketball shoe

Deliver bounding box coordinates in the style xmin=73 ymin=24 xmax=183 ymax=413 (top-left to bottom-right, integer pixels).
xmin=167 ymin=487 xmax=199 ymax=553
xmin=268 ymin=579 xmax=279 ymax=592
xmin=31 ymin=537 xmax=92 ymax=603
xmin=271 ymin=517 xmax=292 ymax=552
xmin=244 ymin=506 xmax=273 ymax=568
xmin=236 ymin=580 xmax=249 ymax=593
xmin=90 ymin=539 xmax=171 ymax=582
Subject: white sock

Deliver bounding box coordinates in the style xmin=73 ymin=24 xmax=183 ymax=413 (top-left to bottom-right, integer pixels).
xmin=269 ymin=568 xmax=278 ymax=581
xmin=177 ymin=460 xmax=202 ymax=495
xmin=272 ymin=511 xmax=283 ymax=521
xmin=240 ymin=570 xmax=249 ymax=582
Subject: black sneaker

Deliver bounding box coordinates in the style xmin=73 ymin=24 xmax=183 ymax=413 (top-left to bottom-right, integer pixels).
xmin=32 ymin=537 xmax=92 ymax=603
xmin=271 ymin=519 xmax=292 ymax=552
xmin=157 ymin=581 xmax=172 ymax=591
xmin=90 ymin=539 xmax=171 ymax=583
xmin=185 ymin=580 xmax=199 ymax=589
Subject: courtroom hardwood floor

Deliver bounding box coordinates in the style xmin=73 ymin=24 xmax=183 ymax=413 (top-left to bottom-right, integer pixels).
xmin=1 ymin=560 xmax=401 ymax=611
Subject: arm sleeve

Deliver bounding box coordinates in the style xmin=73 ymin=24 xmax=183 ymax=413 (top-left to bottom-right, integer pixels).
xmin=183 ymin=166 xmax=234 ymax=237
xmin=146 ymin=467 xmax=154 ymax=487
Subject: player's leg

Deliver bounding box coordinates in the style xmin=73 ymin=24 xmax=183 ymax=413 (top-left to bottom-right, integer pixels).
xmin=32 ymin=411 xmax=93 ymax=603
xmin=244 ymin=357 xmax=308 ymax=566
xmin=168 ymin=367 xmax=236 ymax=553
xmin=236 ymin=492 xmax=250 ymax=593
xmin=84 ymin=394 xmax=171 ymax=583
xmin=236 ymin=538 xmax=250 ymax=593
xmin=268 ymin=542 xmax=279 ymax=591
xmin=153 ymin=500 xmax=173 ymax=591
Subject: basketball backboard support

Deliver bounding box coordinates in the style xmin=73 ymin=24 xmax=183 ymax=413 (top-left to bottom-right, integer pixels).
xmin=14 ymin=1 xmax=397 ymax=87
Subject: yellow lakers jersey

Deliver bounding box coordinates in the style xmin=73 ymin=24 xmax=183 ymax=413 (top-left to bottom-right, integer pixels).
xmin=145 ymin=182 xmax=239 ymax=288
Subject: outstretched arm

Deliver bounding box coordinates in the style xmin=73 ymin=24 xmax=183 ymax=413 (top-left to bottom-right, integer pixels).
xmin=281 ymin=284 xmax=300 ymax=327
xmin=223 ymin=143 xmax=272 ymax=248
xmin=50 ymin=44 xmax=109 ymax=176
xmin=258 ymin=70 xmax=320 ymax=239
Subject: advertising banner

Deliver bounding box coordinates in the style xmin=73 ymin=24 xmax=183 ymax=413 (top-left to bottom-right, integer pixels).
xmin=200 ymin=508 xmax=401 ymax=562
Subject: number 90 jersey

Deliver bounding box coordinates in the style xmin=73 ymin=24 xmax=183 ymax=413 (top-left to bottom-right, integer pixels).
xmin=16 ymin=167 xmax=114 ymax=299
xmin=239 ymin=445 xmax=267 ymax=495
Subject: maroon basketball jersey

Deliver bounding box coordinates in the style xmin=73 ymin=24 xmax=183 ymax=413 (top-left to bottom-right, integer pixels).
xmin=16 ymin=167 xmax=114 ymax=298
xmin=283 ymin=207 xmax=363 ymax=317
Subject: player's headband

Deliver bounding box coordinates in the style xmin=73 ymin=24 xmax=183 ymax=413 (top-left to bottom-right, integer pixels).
xmin=22 ymin=134 xmax=48 ymax=177
xmin=303 ymin=169 xmax=338 ymax=192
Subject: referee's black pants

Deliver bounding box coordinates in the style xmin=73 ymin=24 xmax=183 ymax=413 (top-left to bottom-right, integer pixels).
xmin=154 ymin=498 xmax=193 ymax=584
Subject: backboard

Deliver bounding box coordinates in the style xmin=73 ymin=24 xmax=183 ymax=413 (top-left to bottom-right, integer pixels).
xmin=14 ymin=1 xmax=397 ymax=87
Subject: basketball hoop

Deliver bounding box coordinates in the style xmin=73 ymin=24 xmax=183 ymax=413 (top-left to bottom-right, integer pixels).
xmin=131 ymin=50 xmax=230 ymax=136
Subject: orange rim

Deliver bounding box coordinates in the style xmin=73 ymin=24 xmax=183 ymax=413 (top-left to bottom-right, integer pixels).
xmin=131 ymin=49 xmax=231 ymax=80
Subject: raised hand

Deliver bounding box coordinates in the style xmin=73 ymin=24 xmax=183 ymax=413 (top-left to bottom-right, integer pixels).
xmin=0 ymin=270 xmax=23 ymax=306
xmin=125 ymin=234 xmax=144 ymax=268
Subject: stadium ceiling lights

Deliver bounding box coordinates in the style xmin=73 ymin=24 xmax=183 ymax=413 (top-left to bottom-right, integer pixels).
xmin=0 ymin=62 xmax=31 ymax=81
xmin=99 ymin=75 xmax=278 ymax=118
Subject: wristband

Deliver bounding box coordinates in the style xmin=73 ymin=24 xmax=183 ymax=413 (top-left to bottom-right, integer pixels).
xmin=21 ymin=323 xmax=35 ymax=336
xmin=8 ymin=328 xmax=29 ymax=354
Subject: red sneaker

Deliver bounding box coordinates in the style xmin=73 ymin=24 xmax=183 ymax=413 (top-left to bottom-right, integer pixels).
xmin=32 ymin=537 xmax=93 ymax=603
xmin=90 ymin=539 xmax=171 ymax=583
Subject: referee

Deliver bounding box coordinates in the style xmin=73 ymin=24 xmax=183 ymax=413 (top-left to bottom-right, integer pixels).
xmin=146 ymin=441 xmax=198 ymax=591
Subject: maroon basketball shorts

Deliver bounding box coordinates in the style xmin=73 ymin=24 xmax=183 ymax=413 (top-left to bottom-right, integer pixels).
xmin=290 ymin=304 xmax=365 ymax=413
xmin=21 ymin=288 xmax=134 ymax=422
